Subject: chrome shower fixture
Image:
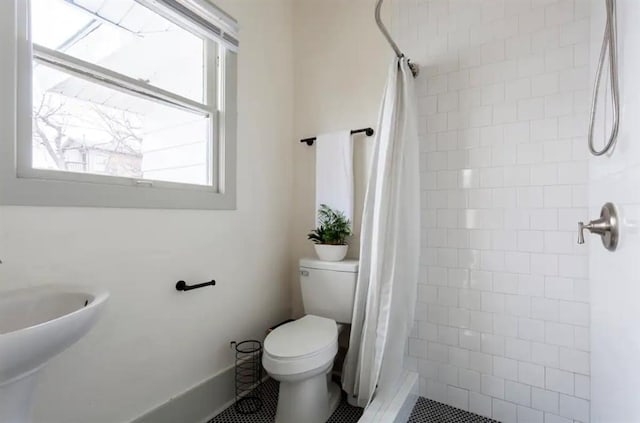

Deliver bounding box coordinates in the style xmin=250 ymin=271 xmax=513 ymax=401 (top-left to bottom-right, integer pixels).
xmin=578 ymin=203 xmax=619 ymax=251
xmin=588 ymin=0 xmax=620 ymax=156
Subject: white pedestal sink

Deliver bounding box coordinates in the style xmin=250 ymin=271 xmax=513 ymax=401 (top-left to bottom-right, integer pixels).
xmin=0 ymin=285 xmax=109 ymax=423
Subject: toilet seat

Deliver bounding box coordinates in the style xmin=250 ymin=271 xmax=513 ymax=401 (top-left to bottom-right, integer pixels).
xmin=263 ymin=315 xmax=338 ymax=376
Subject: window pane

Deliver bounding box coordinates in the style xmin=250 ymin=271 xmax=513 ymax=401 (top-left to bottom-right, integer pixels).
xmin=31 ymin=0 xmax=205 ymax=103
xmin=32 ymin=64 xmax=211 ymax=186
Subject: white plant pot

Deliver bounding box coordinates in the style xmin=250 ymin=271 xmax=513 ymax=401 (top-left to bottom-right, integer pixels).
xmin=314 ymin=244 xmax=349 ymax=262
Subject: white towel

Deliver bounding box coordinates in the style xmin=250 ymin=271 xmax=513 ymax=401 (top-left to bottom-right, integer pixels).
xmin=315 ymin=130 xmax=354 ymax=226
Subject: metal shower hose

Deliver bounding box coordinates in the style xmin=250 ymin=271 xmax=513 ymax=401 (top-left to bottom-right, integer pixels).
xmin=588 ymin=0 xmax=620 ymax=156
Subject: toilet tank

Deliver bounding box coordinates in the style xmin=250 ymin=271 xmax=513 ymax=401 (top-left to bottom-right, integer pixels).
xmin=299 ymin=258 xmax=359 ymax=324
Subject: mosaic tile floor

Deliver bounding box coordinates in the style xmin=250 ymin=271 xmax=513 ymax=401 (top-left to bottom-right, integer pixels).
xmin=208 ymin=378 xmax=500 ymax=423
xmin=208 ymin=378 xmax=363 ymax=423
xmin=408 ymin=397 xmax=500 ymax=423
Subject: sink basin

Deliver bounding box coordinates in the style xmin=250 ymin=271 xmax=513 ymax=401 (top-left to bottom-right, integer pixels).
xmin=0 ymin=285 xmax=109 ymax=423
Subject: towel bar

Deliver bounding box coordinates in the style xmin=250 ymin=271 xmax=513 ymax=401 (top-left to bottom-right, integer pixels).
xmin=300 ymin=127 xmax=374 ymax=146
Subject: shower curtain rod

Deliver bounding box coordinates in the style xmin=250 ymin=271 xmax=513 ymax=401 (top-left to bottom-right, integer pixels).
xmin=375 ymin=0 xmax=419 ymax=77
xmin=299 ymin=127 xmax=374 ymax=146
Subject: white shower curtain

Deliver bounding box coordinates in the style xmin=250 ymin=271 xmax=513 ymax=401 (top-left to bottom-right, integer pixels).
xmin=342 ymin=56 xmax=420 ymax=407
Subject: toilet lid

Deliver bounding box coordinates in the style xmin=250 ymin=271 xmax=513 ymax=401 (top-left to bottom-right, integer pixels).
xmin=264 ymin=315 xmax=337 ymax=359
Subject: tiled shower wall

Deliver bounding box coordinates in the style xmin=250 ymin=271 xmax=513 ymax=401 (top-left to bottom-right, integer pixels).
xmin=395 ymin=1 xmax=591 ymax=422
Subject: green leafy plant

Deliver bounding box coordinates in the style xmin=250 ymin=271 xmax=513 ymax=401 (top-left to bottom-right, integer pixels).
xmin=307 ymin=204 xmax=353 ymax=245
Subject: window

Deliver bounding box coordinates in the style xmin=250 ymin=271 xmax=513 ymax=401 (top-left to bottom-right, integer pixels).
xmin=0 ymin=0 xmax=238 ymax=209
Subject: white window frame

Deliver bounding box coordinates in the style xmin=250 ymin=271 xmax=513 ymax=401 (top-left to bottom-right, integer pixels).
xmin=0 ymin=0 xmax=238 ymax=209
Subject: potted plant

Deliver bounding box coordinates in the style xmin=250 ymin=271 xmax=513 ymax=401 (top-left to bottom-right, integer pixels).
xmin=307 ymin=204 xmax=353 ymax=262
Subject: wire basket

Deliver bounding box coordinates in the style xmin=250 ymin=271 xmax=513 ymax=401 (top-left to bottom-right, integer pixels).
xmin=234 ymin=340 xmax=263 ymax=414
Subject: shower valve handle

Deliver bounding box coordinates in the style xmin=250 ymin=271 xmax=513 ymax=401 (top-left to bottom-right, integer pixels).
xmin=578 ymin=219 xmax=609 ymax=243
xmin=577 ymin=202 xmax=618 ymax=251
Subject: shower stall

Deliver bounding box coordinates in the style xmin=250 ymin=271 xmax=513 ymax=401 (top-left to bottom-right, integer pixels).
xmin=374 ymin=0 xmax=640 ymax=421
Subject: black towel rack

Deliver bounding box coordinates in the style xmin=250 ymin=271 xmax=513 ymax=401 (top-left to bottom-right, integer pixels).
xmin=300 ymin=127 xmax=374 ymax=146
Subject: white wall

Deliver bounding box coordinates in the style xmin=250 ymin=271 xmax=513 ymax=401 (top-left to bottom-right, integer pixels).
xmin=589 ymin=1 xmax=640 ymax=421
xmin=395 ymin=1 xmax=592 ymax=422
xmin=0 ymin=0 xmax=294 ymax=422
xmin=290 ymin=0 xmax=391 ymax=316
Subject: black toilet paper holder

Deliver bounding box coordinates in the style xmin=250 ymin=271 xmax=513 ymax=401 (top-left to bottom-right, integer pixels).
xmin=175 ymin=279 xmax=216 ymax=292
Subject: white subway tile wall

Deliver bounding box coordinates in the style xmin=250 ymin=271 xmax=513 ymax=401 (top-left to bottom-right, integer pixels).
xmin=396 ymin=1 xmax=590 ymax=422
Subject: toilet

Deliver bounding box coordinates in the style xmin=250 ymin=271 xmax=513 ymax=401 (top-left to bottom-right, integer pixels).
xmin=262 ymin=258 xmax=358 ymax=423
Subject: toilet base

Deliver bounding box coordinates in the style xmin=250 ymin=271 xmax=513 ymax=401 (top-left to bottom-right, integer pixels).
xmin=275 ymin=371 xmax=340 ymax=423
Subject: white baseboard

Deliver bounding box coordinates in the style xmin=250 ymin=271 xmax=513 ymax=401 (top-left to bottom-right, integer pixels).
xmin=130 ymin=366 xmax=418 ymax=423
xmin=359 ymin=371 xmax=419 ymax=423
xmin=130 ymin=365 xmax=236 ymax=423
